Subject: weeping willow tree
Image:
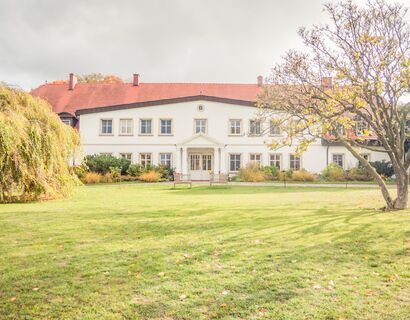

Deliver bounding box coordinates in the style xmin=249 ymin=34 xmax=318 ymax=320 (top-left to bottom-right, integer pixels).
xmin=0 ymin=86 xmax=80 ymax=202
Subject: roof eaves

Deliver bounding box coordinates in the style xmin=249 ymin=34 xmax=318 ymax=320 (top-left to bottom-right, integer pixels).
xmin=75 ymin=95 xmax=256 ymax=116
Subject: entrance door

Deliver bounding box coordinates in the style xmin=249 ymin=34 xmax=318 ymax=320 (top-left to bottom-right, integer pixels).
xmin=189 ymin=154 xmax=213 ymax=180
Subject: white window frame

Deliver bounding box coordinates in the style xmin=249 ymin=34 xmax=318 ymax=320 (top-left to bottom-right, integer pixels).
xmin=269 ymin=154 xmax=282 ymax=170
xmin=249 ymin=119 xmax=262 ymax=136
xmin=61 ymin=118 xmax=72 ymax=126
xmin=289 ymin=154 xmax=301 ymax=171
xmin=229 ymin=119 xmax=242 ymax=136
xmin=229 ymin=154 xmax=242 ymax=172
xmin=120 ymin=153 xmax=133 ymax=161
xmin=100 ymin=119 xmax=113 ymax=135
xmin=249 ymin=153 xmax=262 ymax=167
xmin=159 ymin=153 xmax=172 ymax=167
xmin=119 ymin=119 xmax=133 ymax=136
xmin=194 ymin=119 xmax=207 ymax=134
xmin=140 ymin=153 xmax=152 ymax=168
xmin=269 ymin=120 xmax=281 ymax=136
xmin=139 ymin=119 xmax=153 ymax=135
xmin=159 ymin=119 xmax=173 ymax=135
xmin=332 ymin=153 xmax=345 ymax=168
xmin=355 ymin=119 xmax=369 ymax=136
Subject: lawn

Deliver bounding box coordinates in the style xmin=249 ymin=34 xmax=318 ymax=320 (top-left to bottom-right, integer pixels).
xmin=0 ymin=185 xmax=409 ymax=320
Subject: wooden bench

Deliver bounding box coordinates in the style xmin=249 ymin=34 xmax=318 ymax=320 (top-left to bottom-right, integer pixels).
xmin=209 ymin=173 xmax=228 ymax=186
xmin=173 ymin=173 xmax=192 ymax=188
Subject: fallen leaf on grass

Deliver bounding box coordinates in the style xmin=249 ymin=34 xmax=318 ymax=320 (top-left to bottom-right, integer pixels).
xmin=10 ymin=297 xmax=16 ymax=301
xmin=32 ymin=287 xmax=39 ymax=291
xmin=158 ymin=272 xmax=165 ymax=277
xmin=313 ymin=284 xmax=322 ymax=289
xmin=258 ymin=308 xmax=268 ymax=317
xmin=365 ymin=289 xmax=373 ymax=296
xmin=179 ymin=294 xmax=187 ymax=300
xmin=220 ymin=303 xmax=227 ymax=308
xmin=221 ymin=290 xmax=229 ymax=295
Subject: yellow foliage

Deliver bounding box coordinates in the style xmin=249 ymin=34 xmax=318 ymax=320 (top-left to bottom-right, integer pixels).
xmin=238 ymin=163 xmax=269 ymax=182
xmin=292 ymin=170 xmax=316 ymax=182
xmin=138 ymin=170 xmax=161 ymax=182
xmin=0 ymin=86 xmax=80 ymax=202
xmin=83 ymin=172 xmax=102 ymax=184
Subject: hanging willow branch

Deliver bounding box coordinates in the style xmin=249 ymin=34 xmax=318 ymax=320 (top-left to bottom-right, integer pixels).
xmin=0 ymin=86 xmax=80 ymax=202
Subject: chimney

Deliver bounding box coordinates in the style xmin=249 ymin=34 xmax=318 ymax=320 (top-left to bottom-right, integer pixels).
xmin=133 ymin=73 xmax=140 ymax=86
xmin=257 ymin=75 xmax=263 ymax=87
xmin=68 ymin=73 xmax=77 ymax=90
xmin=321 ymin=77 xmax=333 ymax=89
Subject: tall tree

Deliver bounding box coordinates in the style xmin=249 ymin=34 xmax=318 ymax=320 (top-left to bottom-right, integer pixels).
xmin=259 ymin=0 xmax=410 ymax=210
xmin=0 ymin=86 xmax=80 ymax=202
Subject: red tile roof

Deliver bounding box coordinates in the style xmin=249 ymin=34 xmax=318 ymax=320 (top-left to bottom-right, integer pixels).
xmin=31 ymin=82 xmax=261 ymax=116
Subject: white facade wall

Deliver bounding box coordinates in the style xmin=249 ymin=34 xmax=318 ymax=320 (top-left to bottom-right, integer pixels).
xmin=78 ymin=100 xmax=389 ymax=177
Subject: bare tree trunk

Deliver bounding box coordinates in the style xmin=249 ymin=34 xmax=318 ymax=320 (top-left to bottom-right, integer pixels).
xmin=393 ymin=168 xmax=408 ymax=209
xmin=340 ymin=140 xmax=396 ymax=209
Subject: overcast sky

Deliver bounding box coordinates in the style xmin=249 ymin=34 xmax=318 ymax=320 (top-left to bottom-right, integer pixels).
xmin=0 ymin=0 xmax=408 ymax=90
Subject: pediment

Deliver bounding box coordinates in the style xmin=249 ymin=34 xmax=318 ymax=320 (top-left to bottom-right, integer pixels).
xmin=178 ymin=134 xmax=223 ymax=147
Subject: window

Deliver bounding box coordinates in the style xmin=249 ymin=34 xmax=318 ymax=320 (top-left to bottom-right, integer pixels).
xmin=119 ymin=119 xmax=133 ymax=135
xmin=195 ymin=119 xmax=207 ymax=134
xmin=120 ymin=153 xmax=132 ymax=161
xmin=100 ymin=119 xmax=113 ymax=135
xmin=61 ymin=118 xmax=72 ymax=126
xmin=249 ymin=154 xmax=262 ymax=167
xmin=270 ymin=120 xmax=281 ymax=136
xmin=361 ymin=153 xmax=371 ymax=161
xmin=270 ymin=154 xmax=282 ymax=170
xmin=140 ymin=153 xmax=152 ymax=167
xmin=249 ymin=120 xmax=261 ymax=136
xmin=355 ymin=119 xmax=369 ymax=136
xmin=332 ymin=154 xmax=344 ymax=168
xmin=289 ymin=154 xmax=301 ymax=171
xmin=159 ymin=153 xmax=172 ymax=167
xmin=229 ymin=119 xmax=242 ymax=135
xmin=330 ymin=124 xmax=345 ymax=137
xmin=160 ymin=119 xmax=172 ymax=135
xmin=202 ymin=155 xmax=212 ymax=171
xmin=140 ymin=119 xmax=152 ymax=135
xmin=229 ymin=154 xmax=241 ymax=171
xmin=100 ymin=153 xmax=112 ymax=156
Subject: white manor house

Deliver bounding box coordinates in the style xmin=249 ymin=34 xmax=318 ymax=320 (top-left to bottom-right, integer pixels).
xmin=32 ymin=73 xmax=389 ymax=180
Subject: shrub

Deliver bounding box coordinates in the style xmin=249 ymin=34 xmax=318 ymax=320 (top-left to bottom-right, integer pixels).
xmin=262 ymin=166 xmax=279 ymax=180
xmin=138 ymin=170 xmax=161 ymax=182
xmin=238 ymin=163 xmax=268 ymax=182
xmin=0 ymin=86 xmax=80 ymax=202
xmin=156 ymin=165 xmax=174 ymax=180
xmin=72 ymin=163 xmax=88 ymax=181
xmin=292 ymin=170 xmax=316 ymax=181
xmin=83 ymin=172 xmax=102 ymax=184
xmin=85 ymin=154 xmax=130 ymax=175
xmin=277 ymin=170 xmax=293 ymax=181
xmin=347 ymin=166 xmax=373 ymax=181
xmin=108 ymin=167 xmax=121 ymax=182
xmin=370 ymin=160 xmax=394 ymax=178
xmin=127 ymin=164 xmax=142 ymax=177
xmin=321 ymin=163 xmax=346 ymax=181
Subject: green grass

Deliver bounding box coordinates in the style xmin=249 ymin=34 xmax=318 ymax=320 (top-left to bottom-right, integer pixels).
xmin=0 ymin=185 xmax=409 ymax=320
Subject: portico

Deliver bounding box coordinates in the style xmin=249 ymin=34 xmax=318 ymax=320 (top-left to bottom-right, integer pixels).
xmin=176 ymin=134 xmax=226 ymax=180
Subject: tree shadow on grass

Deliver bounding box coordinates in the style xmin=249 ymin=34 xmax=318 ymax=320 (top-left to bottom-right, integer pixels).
xmin=167 ymin=185 xmax=354 ymax=196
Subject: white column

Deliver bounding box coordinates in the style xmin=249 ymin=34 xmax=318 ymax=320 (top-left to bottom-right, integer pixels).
xmin=220 ymin=147 xmax=226 ymax=173
xmin=175 ymin=147 xmax=181 ymax=174
xmin=182 ymin=147 xmax=188 ymax=175
xmin=214 ymin=147 xmax=220 ymax=174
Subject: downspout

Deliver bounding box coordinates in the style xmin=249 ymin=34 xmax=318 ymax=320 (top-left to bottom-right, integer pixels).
xmin=326 ymin=145 xmax=329 ymax=166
